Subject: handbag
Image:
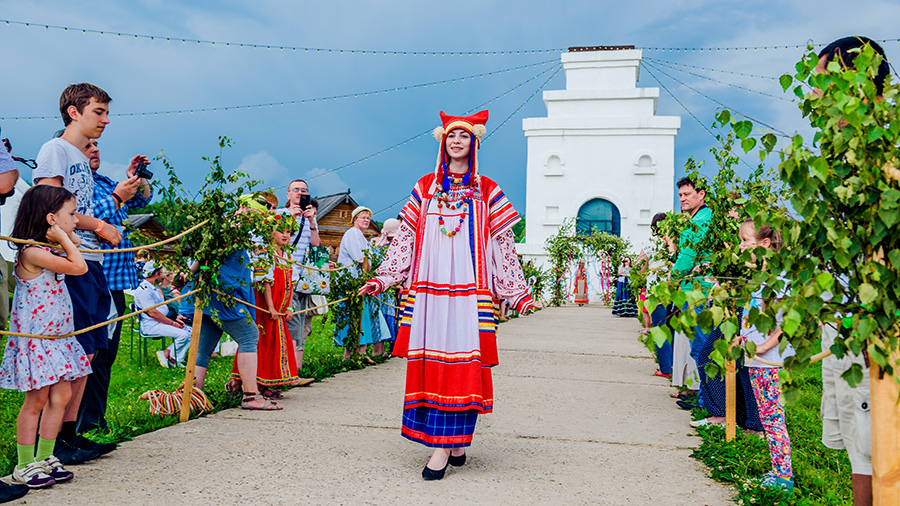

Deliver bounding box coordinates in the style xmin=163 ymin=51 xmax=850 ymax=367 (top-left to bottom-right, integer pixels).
xmin=296 ymin=245 xmax=331 ymax=295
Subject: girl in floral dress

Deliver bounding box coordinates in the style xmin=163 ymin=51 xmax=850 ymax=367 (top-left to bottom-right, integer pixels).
xmin=0 ymin=185 xmax=92 ymax=488
xmin=359 ymin=110 xmax=539 ymax=480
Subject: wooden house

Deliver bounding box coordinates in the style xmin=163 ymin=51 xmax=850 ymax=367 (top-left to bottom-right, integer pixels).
xmin=314 ymin=190 xmax=382 ymax=259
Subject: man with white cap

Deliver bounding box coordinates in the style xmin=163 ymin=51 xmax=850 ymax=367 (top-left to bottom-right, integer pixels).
xmin=133 ymin=261 xmax=192 ymax=367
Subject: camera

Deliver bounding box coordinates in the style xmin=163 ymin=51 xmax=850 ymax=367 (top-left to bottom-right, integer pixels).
xmin=135 ymin=162 xmax=153 ymax=180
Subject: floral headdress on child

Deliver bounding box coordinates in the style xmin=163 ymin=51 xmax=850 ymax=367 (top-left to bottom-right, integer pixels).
xmin=432 ymin=110 xmax=489 ymax=193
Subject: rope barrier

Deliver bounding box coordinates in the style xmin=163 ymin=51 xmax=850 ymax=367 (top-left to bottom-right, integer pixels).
xmin=750 ymin=349 xmax=833 ymax=367
xmin=0 ymin=219 xmax=209 ymax=254
xmin=370 ymin=294 xmax=403 ymax=310
xmin=211 ymin=288 xmax=349 ymax=316
xmin=273 ymin=253 xmax=353 ymax=273
xmin=0 ymin=289 xmax=200 ymax=339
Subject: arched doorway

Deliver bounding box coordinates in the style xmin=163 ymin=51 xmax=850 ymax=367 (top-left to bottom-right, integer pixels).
xmin=576 ymin=198 xmax=621 ymax=236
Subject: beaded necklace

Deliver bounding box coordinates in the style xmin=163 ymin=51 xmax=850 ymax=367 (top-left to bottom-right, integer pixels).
xmin=435 ymin=183 xmax=475 ymax=237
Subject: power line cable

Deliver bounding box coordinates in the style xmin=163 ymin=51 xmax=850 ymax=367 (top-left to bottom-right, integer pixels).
xmin=0 ymin=18 xmax=564 ymax=56
xmin=640 ymin=61 xmax=757 ymax=172
xmin=307 ymin=62 xmax=562 ymax=184
xmin=0 ymin=58 xmax=557 ymax=121
xmin=642 ymin=59 xmax=791 ymax=139
xmin=643 ymin=57 xmax=779 ymax=82
xmin=372 ymin=63 xmax=563 ymax=217
xmin=643 ymin=58 xmax=794 ymax=103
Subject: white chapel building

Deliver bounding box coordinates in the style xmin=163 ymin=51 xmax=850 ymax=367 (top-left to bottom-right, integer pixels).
xmin=517 ymin=46 xmax=681 ymax=266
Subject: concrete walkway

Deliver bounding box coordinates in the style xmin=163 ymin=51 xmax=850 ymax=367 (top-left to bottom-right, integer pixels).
xmin=15 ymin=304 xmax=733 ymax=505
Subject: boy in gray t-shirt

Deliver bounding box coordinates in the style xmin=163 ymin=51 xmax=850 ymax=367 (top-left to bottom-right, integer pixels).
xmin=33 ymin=83 xmax=137 ymax=466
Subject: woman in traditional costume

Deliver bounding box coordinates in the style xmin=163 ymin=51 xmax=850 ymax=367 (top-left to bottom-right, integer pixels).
xmin=335 ymin=207 xmax=391 ymax=363
xmin=573 ymin=259 xmax=589 ymax=306
xmin=360 ymin=110 xmax=539 ymax=480
xmin=611 ymin=257 xmax=638 ymax=317
xmin=230 ymin=215 xmax=300 ymax=397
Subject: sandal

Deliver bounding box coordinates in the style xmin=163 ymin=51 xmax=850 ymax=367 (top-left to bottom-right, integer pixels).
xmin=241 ymin=393 xmax=282 ymax=410
xmin=258 ymin=386 xmax=284 ymax=399
xmin=224 ymin=379 xmax=241 ymax=395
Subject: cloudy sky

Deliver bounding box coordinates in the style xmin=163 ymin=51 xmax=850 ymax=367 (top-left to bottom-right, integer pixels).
xmin=0 ymin=0 xmax=897 ymax=221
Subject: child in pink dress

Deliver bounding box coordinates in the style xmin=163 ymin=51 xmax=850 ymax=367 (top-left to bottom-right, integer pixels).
xmin=0 ymin=185 xmax=92 ymax=488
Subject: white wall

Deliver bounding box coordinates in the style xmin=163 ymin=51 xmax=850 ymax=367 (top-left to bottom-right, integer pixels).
xmin=519 ymin=49 xmax=680 ymax=267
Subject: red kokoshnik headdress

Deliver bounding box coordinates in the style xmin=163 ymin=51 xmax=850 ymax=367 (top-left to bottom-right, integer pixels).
xmin=432 ymin=110 xmax=488 ymax=192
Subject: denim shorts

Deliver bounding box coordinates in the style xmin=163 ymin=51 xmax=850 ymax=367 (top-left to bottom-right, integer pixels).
xmin=195 ymin=314 xmax=259 ymax=368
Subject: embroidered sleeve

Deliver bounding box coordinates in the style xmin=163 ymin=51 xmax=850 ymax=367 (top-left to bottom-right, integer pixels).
xmin=370 ymin=220 xmax=415 ymax=293
xmin=491 ymin=228 xmax=535 ymax=313
xmin=483 ymin=178 xmax=521 ymax=239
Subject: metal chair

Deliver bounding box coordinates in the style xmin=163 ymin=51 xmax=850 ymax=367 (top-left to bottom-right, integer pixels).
xmin=131 ymin=302 xmax=171 ymax=367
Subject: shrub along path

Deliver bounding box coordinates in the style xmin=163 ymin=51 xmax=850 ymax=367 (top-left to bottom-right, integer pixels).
xmin=12 ymin=304 xmax=732 ymax=505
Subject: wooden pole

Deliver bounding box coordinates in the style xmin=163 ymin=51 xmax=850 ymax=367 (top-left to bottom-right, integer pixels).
xmin=179 ymin=305 xmax=204 ymax=423
xmin=725 ymin=359 xmax=736 ymax=441
xmin=870 ymin=350 xmax=900 ymax=505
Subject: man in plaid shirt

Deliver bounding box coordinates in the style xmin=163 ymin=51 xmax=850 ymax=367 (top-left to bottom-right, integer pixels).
xmin=78 ymin=138 xmax=152 ymax=437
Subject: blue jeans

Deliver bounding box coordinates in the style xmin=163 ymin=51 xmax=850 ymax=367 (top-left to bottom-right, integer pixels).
xmin=651 ymin=304 xmax=673 ymax=375
xmin=194 ymin=314 xmax=259 ymax=369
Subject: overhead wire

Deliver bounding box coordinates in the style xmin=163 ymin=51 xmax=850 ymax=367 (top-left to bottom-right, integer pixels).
xmin=642 ymin=57 xmax=780 ymax=81
xmin=372 ymin=62 xmax=563 ymax=217
xmin=307 ymin=61 xmax=562 ymax=184
xmin=0 ymin=18 xmax=564 ymax=56
xmin=642 ymin=59 xmax=792 ymax=140
xmin=643 ymin=58 xmax=793 ymax=102
xmin=0 ymin=58 xmax=557 ymax=121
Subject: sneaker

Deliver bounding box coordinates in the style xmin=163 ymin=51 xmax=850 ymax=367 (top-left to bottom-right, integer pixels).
xmin=760 ymin=471 xmax=794 ymax=493
xmin=38 ymin=456 xmax=73 ymax=482
xmin=73 ymin=435 xmax=117 ymax=457
xmin=54 ymin=438 xmax=98 ymax=465
xmin=156 ymin=350 xmax=170 ymax=368
xmin=11 ymin=461 xmax=55 ymax=488
xmin=0 ymin=481 xmax=29 ymax=502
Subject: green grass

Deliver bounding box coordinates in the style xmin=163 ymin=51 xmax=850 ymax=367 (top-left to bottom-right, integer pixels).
xmin=0 ymin=306 xmax=382 ymax=476
xmin=690 ymin=359 xmax=856 ymax=505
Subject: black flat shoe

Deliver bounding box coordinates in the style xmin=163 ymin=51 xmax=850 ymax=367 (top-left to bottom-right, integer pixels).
xmin=448 ymin=453 xmax=466 ymax=467
xmin=422 ymin=462 xmax=448 ymax=480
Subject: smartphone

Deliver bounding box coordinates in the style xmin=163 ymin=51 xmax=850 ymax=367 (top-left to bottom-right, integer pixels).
xmin=299 ymin=193 xmax=311 ymax=209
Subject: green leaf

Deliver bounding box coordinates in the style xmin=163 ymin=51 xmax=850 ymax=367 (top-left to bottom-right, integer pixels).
xmin=709 ymin=306 xmax=724 ymax=326
xmin=716 ymin=109 xmax=731 ymax=126
xmin=857 ymin=317 xmax=878 ymax=339
xmin=840 ymin=363 xmax=864 ymax=388
xmin=889 ymin=249 xmax=900 ymax=270
xmin=816 ymin=272 xmax=834 ymax=292
xmin=650 ymin=326 xmax=669 ymax=347
xmin=879 ymin=208 xmax=900 ymax=228
xmin=761 ymin=133 xmax=777 ymax=152
xmin=721 ymin=320 xmax=739 ymax=340
xmin=859 ymin=283 xmax=878 ymax=306
xmin=779 ymin=74 xmax=793 ymax=91
xmin=741 ymin=137 xmax=757 ymax=153
xmin=733 ymin=120 xmax=753 ymax=139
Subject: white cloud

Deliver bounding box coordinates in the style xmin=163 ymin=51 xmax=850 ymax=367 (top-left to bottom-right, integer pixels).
xmin=97 ymin=161 xmax=130 ymax=182
xmin=235 ymin=151 xmax=291 ymax=190
xmin=302 ymin=167 xmax=354 ymax=198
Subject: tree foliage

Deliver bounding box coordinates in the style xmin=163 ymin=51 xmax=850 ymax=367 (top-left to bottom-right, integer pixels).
xmin=544 ymin=219 xmax=630 ymax=306
xmin=646 ymin=43 xmax=900 ymax=401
